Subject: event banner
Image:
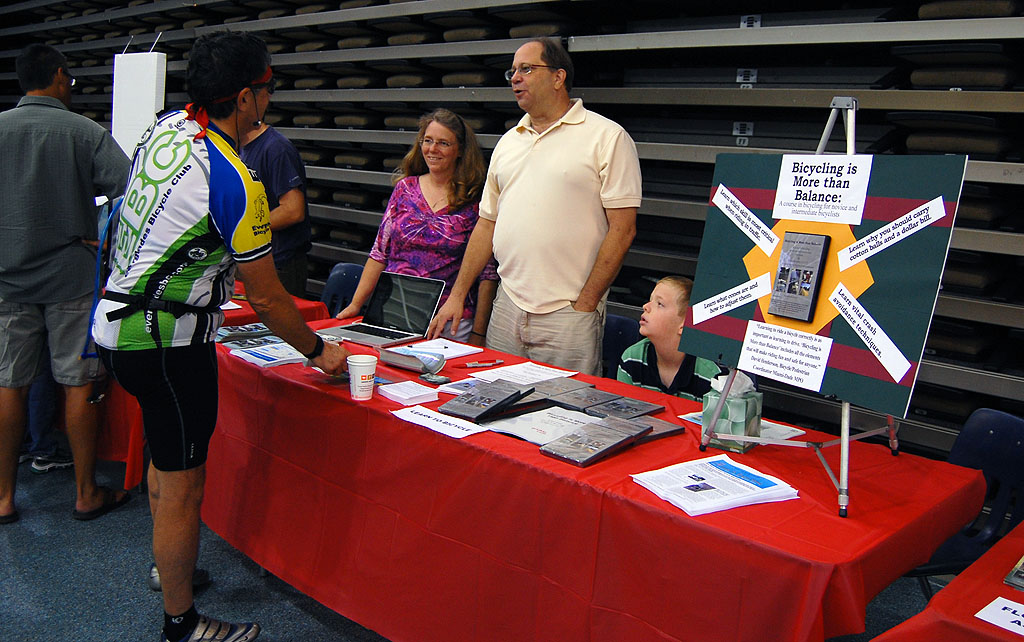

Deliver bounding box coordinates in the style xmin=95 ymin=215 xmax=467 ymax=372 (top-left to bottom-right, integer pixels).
xmin=681 ymin=153 xmax=967 ymax=417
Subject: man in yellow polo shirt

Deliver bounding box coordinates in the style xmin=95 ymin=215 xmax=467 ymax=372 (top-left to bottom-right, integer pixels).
xmin=428 ymin=37 xmax=642 ymax=375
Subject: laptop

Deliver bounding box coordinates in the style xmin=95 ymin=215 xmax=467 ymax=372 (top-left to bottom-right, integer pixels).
xmin=320 ymin=272 xmax=446 ymax=348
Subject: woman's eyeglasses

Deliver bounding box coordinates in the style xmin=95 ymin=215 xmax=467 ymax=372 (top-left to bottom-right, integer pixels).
xmin=420 ymin=137 xmax=453 ymax=149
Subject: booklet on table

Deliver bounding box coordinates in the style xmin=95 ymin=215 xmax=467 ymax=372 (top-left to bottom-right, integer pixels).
xmin=632 ymin=454 xmax=798 ymax=516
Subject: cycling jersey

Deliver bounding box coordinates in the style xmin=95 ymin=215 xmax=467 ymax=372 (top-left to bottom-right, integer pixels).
xmin=92 ymin=111 xmax=271 ymax=350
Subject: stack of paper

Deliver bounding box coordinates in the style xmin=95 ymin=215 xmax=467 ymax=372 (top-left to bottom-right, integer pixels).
xmin=632 ymin=454 xmax=798 ymax=516
xmin=230 ymin=343 xmax=305 ymax=367
xmin=470 ymin=361 xmax=577 ymax=385
xmin=679 ymin=412 xmax=807 ymax=440
xmin=378 ymin=381 xmax=438 ymax=405
xmin=407 ymin=338 xmax=483 ymax=359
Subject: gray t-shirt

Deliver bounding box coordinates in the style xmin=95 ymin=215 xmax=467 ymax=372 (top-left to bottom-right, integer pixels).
xmin=0 ymin=95 xmax=130 ymax=302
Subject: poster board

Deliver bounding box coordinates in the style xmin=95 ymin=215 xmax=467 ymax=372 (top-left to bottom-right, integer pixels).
xmin=112 ymin=52 xmax=166 ymax=156
xmin=680 ymin=153 xmax=967 ymax=418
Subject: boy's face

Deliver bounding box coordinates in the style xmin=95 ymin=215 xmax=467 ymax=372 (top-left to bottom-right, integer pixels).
xmin=639 ymin=282 xmax=686 ymax=342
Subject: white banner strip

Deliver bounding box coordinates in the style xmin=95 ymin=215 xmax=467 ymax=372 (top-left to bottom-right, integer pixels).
xmin=837 ymin=196 xmax=946 ymax=271
xmin=692 ymin=274 xmax=772 ymax=325
xmin=712 ymin=184 xmax=780 ymax=256
xmin=829 ymin=283 xmax=911 ymax=383
xmin=737 ymin=321 xmax=832 ymax=392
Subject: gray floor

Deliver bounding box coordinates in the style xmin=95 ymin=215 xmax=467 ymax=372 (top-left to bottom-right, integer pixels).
xmin=1 ymin=459 xmax=387 ymax=642
xmin=1 ymin=459 xmax=936 ymax=641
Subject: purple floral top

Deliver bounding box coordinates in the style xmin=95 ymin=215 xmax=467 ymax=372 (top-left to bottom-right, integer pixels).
xmin=370 ymin=176 xmax=499 ymax=320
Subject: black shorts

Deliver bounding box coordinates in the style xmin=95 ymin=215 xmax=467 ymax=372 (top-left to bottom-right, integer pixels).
xmin=99 ymin=343 xmax=218 ymax=472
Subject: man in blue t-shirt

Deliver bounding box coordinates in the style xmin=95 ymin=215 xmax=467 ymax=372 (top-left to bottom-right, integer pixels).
xmin=241 ymin=122 xmax=312 ymax=297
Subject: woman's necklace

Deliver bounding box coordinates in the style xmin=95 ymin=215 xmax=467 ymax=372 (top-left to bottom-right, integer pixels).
xmin=428 ymin=194 xmax=448 ymax=211
xmin=423 ymin=176 xmax=449 ymax=211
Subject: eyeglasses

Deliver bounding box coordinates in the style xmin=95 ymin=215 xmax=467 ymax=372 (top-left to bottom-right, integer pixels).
xmin=503 ymin=64 xmax=554 ymax=82
xmin=250 ymin=76 xmax=276 ymax=95
xmin=63 ymin=67 xmax=76 ymax=87
xmin=420 ymin=137 xmax=453 ymax=149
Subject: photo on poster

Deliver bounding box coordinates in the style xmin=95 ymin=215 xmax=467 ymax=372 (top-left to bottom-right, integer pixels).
xmin=767 ymin=232 xmax=830 ymax=322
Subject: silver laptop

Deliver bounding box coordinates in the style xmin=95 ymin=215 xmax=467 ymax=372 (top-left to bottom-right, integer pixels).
xmin=320 ymin=272 xmax=446 ymax=348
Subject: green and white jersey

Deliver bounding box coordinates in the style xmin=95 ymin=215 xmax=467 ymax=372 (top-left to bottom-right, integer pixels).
xmin=92 ymin=111 xmax=271 ymax=350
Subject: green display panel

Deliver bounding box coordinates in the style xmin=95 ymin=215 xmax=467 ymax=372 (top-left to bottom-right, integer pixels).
xmin=680 ymin=153 xmax=967 ymax=418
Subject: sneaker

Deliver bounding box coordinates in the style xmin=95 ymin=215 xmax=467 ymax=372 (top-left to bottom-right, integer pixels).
xmin=163 ymin=615 xmax=260 ymax=642
xmin=148 ymin=563 xmax=212 ymax=592
xmin=30 ymin=452 xmax=73 ymax=474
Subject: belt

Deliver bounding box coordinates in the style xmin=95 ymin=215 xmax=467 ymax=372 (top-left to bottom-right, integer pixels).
xmin=102 ymin=291 xmax=221 ymax=322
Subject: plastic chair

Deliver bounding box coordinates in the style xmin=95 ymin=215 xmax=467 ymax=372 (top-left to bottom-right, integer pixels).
xmin=320 ymin=262 xmax=363 ymax=317
xmin=904 ymin=408 xmax=1024 ymax=599
xmin=602 ymin=314 xmax=640 ymax=379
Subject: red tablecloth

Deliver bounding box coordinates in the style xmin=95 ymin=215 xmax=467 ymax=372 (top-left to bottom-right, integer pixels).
xmin=875 ymin=522 xmax=1024 ymax=641
xmin=199 ymin=318 xmax=985 ymax=642
xmin=96 ymin=292 xmax=329 ymax=489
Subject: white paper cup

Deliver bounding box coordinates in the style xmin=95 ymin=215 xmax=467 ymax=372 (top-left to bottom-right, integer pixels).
xmin=347 ymin=354 xmax=377 ymax=401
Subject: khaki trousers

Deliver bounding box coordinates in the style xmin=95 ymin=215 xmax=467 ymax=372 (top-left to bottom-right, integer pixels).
xmin=485 ymin=285 xmax=605 ymax=376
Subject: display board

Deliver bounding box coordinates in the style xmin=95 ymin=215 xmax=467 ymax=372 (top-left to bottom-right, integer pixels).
xmin=112 ymin=52 xmax=166 ymax=156
xmin=680 ymin=153 xmax=967 ymax=418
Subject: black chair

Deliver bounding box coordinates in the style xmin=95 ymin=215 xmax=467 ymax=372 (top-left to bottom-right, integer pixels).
xmin=319 ymin=262 xmax=363 ymax=317
xmin=602 ymin=314 xmax=640 ymax=379
xmin=904 ymin=408 xmax=1024 ymax=598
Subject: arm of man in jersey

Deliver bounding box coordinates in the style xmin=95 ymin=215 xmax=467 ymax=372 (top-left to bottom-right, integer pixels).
xmin=237 ymin=256 xmax=349 ymax=373
xmin=222 ymin=160 xmax=349 ymax=374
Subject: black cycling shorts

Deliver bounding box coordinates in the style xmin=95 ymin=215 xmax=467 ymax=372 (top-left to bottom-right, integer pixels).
xmin=99 ymin=343 xmax=218 ymax=472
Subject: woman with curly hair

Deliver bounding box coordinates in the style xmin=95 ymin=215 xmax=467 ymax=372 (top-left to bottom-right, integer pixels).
xmin=336 ymin=108 xmax=497 ymax=345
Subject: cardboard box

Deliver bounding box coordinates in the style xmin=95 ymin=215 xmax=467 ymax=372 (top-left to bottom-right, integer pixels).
xmin=702 ymin=389 xmax=763 ymax=454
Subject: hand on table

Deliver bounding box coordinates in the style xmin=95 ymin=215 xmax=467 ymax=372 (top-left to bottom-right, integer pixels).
xmin=336 ymin=303 xmax=360 ymax=320
xmin=311 ymin=340 xmax=351 ymax=376
xmin=427 ymin=296 xmax=465 ymax=340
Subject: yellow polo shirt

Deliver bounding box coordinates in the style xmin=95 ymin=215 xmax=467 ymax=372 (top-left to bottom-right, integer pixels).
xmin=481 ymin=99 xmax=642 ymax=314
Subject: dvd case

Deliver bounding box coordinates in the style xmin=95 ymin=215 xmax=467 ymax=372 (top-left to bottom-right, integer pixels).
xmin=768 ymin=231 xmax=830 ymax=322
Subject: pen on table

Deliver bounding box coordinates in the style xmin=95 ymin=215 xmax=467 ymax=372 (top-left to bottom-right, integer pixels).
xmin=457 ymin=360 xmax=504 ymax=368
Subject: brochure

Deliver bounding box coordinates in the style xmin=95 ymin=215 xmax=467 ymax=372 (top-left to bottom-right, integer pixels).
xmin=679 ymin=412 xmax=807 ymax=441
xmin=230 ymin=343 xmax=306 ymax=368
xmin=484 ymin=406 xmax=600 ymax=445
xmin=632 ymin=454 xmax=799 ymax=516
xmin=220 ymin=334 xmax=284 ymax=350
xmin=217 ymin=322 xmax=271 ymax=343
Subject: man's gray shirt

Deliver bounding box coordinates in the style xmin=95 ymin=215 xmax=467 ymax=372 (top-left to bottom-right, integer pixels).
xmin=0 ymin=95 xmax=130 ymax=303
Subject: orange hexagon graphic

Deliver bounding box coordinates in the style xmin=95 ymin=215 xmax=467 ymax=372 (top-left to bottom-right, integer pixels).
xmin=743 ymin=219 xmax=873 ymax=335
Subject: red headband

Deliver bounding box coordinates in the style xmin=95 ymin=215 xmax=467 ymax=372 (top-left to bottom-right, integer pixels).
xmin=185 ymin=66 xmax=273 ymax=140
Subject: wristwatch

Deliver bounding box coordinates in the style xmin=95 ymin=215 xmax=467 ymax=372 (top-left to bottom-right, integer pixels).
xmin=303 ymin=335 xmax=325 ymax=360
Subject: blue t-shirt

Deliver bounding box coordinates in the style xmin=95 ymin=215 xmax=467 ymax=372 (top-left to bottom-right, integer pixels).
xmin=240 ymin=126 xmax=312 ymax=265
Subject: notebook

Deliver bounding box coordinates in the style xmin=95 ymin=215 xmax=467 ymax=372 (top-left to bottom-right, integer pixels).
xmin=320 ymin=272 xmax=446 ymax=347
